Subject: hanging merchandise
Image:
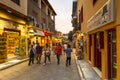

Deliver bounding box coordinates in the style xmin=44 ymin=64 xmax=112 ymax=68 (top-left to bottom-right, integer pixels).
xmin=0 ymin=33 xmax=7 ymax=63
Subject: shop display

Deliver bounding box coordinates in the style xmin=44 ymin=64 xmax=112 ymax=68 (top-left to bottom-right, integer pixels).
xmin=7 ymin=32 xmax=19 ymax=58
xmin=0 ymin=34 xmax=7 ymax=63
xmin=19 ymin=36 xmax=26 ymax=56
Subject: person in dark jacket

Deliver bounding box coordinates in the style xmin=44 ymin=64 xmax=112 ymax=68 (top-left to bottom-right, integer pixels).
xmin=65 ymin=44 xmax=72 ymax=67
xmin=36 ymin=43 xmax=42 ymax=64
xmin=28 ymin=45 xmax=35 ymax=66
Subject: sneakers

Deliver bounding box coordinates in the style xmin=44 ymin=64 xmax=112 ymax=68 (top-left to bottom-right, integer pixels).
xmin=43 ymin=63 xmax=46 ymax=65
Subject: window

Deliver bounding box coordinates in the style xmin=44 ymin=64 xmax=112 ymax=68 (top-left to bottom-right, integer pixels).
xmin=11 ymin=0 xmax=20 ymax=5
xmin=89 ymin=34 xmax=92 ymax=61
xmin=79 ymin=6 xmax=83 ymax=23
xmin=93 ymin=0 xmax=98 ymax=5
xmin=33 ymin=0 xmax=38 ymax=3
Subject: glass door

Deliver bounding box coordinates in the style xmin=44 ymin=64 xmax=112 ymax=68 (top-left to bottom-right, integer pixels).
xmin=108 ymin=29 xmax=117 ymax=80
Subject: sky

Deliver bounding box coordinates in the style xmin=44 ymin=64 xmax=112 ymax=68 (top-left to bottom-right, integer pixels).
xmin=48 ymin=0 xmax=73 ymax=34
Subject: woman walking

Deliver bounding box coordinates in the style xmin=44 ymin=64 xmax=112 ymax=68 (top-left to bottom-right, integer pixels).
xmin=65 ymin=44 xmax=72 ymax=67
xmin=43 ymin=44 xmax=51 ymax=65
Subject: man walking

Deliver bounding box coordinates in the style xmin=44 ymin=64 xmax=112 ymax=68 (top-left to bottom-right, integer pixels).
xmin=28 ymin=45 xmax=35 ymax=66
xmin=36 ymin=43 xmax=42 ymax=64
xmin=65 ymin=44 xmax=72 ymax=67
xmin=55 ymin=43 xmax=62 ymax=65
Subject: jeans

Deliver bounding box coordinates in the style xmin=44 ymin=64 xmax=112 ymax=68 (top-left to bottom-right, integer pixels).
xmin=44 ymin=55 xmax=51 ymax=64
xmin=66 ymin=57 xmax=71 ymax=66
xmin=36 ymin=54 xmax=42 ymax=64
xmin=56 ymin=55 xmax=60 ymax=64
xmin=28 ymin=54 xmax=34 ymax=65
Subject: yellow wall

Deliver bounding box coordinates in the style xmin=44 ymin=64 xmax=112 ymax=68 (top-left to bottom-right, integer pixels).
xmin=117 ymin=26 xmax=120 ymax=80
xmin=77 ymin=0 xmax=120 ymax=79
xmin=0 ymin=10 xmax=26 ymax=24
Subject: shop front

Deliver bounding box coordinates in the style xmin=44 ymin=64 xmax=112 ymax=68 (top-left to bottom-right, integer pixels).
xmin=86 ymin=0 xmax=116 ymax=79
xmin=43 ymin=31 xmax=53 ymax=48
xmin=0 ymin=9 xmax=27 ymax=63
xmin=28 ymin=28 xmax=45 ymax=47
xmin=4 ymin=28 xmax=20 ymax=59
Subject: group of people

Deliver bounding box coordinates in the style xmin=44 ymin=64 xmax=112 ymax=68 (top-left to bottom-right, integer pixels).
xmin=28 ymin=42 xmax=72 ymax=67
xmin=28 ymin=43 xmax=42 ymax=65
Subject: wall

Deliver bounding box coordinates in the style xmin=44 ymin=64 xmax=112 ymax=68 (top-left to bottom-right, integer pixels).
xmin=77 ymin=0 xmax=120 ymax=79
xmin=0 ymin=0 xmax=27 ymax=15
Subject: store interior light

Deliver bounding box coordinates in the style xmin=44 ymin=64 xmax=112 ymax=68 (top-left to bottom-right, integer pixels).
xmin=29 ymin=29 xmax=34 ymax=33
xmin=81 ymin=33 xmax=84 ymax=36
xmin=42 ymin=39 xmax=44 ymax=43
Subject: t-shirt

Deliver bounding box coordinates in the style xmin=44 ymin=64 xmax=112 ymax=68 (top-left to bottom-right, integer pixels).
xmin=29 ymin=48 xmax=35 ymax=55
xmin=45 ymin=47 xmax=50 ymax=55
xmin=55 ymin=45 xmax=62 ymax=55
xmin=36 ymin=45 xmax=42 ymax=54
xmin=65 ymin=48 xmax=72 ymax=57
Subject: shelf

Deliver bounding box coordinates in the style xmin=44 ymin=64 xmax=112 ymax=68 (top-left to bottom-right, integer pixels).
xmin=113 ymin=63 xmax=117 ymax=69
xmin=0 ymin=35 xmax=7 ymax=61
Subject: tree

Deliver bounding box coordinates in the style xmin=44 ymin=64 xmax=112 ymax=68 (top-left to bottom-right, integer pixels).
xmin=68 ymin=31 xmax=73 ymax=42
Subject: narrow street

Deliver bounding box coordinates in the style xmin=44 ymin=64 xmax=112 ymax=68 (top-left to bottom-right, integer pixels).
xmin=0 ymin=53 xmax=80 ymax=80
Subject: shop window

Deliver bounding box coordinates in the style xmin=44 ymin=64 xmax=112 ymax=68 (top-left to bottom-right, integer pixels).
xmin=89 ymin=34 xmax=92 ymax=46
xmin=93 ymin=0 xmax=98 ymax=5
xmin=107 ymin=29 xmax=117 ymax=79
xmin=11 ymin=0 xmax=20 ymax=5
xmin=33 ymin=0 xmax=38 ymax=3
xmin=79 ymin=6 xmax=83 ymax=23
xmin=99 ymin=32 xmax=104 ymax=49
xmin=89 ymin=34 xmax=92 ymax=61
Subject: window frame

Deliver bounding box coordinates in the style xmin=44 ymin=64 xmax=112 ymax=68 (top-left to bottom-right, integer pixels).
xmin=93 ymin=0 xmax=98 ymax=5
xmin=11 ymin=0 xmax=20 ymax=5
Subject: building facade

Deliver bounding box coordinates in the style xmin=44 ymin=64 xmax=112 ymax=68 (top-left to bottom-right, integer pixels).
xmin=0 ymin=0 xmax=28 ymax=62
xmin=27 ymin=0 xmax=56 ymax=49
xmin=77 ymin=0 xmax=120 ymax=80
xmin=0 ymin=0 xmax=56 ymax=63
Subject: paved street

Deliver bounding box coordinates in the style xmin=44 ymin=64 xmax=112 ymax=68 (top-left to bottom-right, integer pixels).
xmin=0 ymin=54 xmax=80 ymax=80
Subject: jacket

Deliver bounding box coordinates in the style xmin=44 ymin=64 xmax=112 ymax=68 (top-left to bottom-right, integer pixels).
xmin=55 ymin=45 xmax=62 ymax=55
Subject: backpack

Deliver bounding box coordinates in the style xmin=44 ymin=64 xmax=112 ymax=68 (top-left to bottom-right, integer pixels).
xmin=30 ymin=48 xmax=34 ymax=55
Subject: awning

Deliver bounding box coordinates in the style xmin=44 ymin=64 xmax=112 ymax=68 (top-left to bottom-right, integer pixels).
xmin=29 ymin=29 xmax=45 ymax=37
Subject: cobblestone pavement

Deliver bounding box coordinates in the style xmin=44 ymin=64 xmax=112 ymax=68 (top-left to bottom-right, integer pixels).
xmin=0 ymin=53 xmax=80 ymax=80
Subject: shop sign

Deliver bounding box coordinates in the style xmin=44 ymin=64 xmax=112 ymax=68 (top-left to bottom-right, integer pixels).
xmin=87 ymin=0 xmax=115 ymax=32
xmin=2 ymin=20 xmax=18 ymax=29
xmin=44 ymin=31 xmax=49 ymax=36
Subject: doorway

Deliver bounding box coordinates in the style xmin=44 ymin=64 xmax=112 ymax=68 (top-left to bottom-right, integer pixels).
xmin=94 ymin=32 xmax=103 ymax=71
xmin=107 ymin=29 xmax=117 ymax=80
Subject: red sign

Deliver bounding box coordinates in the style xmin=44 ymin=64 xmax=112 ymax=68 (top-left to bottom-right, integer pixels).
xmin=44 ymin=31 xmax=49 ymax=36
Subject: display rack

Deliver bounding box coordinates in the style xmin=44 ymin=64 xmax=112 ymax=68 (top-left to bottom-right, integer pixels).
xmin=7 ymin=32 xmax=19 ymax=56
xmin=0 ymin=34 xmax=7 ymax=63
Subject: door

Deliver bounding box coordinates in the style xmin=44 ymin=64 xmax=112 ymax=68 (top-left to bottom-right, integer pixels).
xmin=108 ymin=29 xmax=117 ymax=80
xmin=94 ymin=33 xmax=102 ymax=71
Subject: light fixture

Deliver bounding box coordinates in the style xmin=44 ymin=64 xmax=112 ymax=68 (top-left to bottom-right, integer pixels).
xmin=7 ymin=10 xmax=12 ymax=13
